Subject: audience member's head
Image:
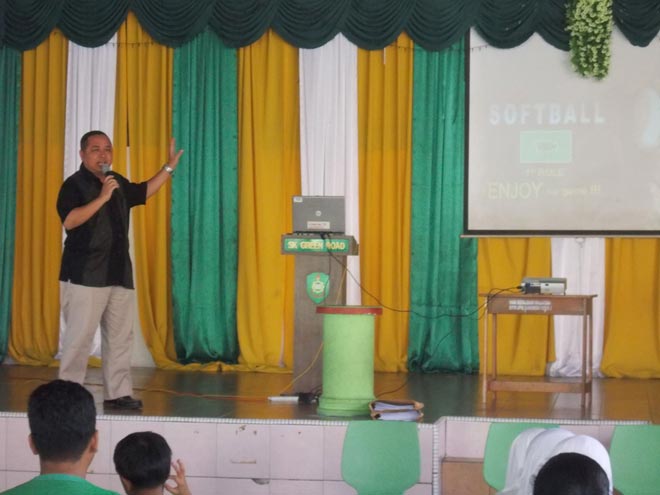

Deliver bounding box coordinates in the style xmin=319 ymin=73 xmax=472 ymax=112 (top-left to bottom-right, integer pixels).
xmin=28 ymin=379 xmax=97 ymax=463
xmin=114 ymin=431 xmax=172 ymax=494
xmin=533 ymin=452 xmax=610 ymax=495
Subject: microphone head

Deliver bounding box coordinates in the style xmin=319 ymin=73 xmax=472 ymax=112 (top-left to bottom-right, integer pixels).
xmin=101 ymin=163 xmax=111 ymax=175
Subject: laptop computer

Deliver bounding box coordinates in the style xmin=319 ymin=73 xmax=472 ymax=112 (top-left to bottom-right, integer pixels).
xmin=292 ymin=196 xmax=345 ymax=234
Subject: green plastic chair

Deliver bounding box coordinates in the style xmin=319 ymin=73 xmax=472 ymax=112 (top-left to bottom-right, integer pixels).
xmin=482 ymin=422 xmax=558 ymax=491
xmin=610 ymin=425 xmax=660 ymax=495
xmin=341 ymin=420 xmax=421 ymax=495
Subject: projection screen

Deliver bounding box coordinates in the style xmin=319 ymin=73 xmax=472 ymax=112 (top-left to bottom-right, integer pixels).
xmin=466 ymin=28 xmax=660 ymax=235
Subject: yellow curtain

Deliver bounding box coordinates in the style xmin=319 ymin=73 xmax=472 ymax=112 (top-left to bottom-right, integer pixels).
xmin=114 ymin=14 xmax=181 ymax=367
xmin=9 ymin=30 xmax=68 ymax=365
xmin=477 ymin=238 xmax=553 ymax=375
xmin=236 ymin=30 xmax=300 ymax=369
xmin=602 ymin=238 xmax=660 ymax=377
xmin=357 ymin=35 xmax=413 ymax=372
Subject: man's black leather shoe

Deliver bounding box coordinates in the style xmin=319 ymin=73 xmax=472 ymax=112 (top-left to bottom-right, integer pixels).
xmin=103 ymin=396 xmax=143 ymax=410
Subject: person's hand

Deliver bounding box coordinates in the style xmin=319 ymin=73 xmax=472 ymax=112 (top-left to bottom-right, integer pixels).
xmin=99 ymin=175 xmax=119 ymax=202
xmin=164 ymin=459 xmax=191 ymax=495
xmin=165 ymin=137 xmax=184 ymax=172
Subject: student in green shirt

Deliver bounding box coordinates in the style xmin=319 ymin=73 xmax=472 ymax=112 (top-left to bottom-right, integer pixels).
xmin=1 ymin=379 xmax=119 ymax=495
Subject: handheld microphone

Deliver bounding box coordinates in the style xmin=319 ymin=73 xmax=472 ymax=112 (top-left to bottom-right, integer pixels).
xmin=100 ymin=163 xmax=122 ymax=199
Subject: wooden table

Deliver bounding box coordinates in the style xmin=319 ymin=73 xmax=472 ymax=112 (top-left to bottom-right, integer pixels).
xmin=481 ymin=293 xmax=597 ymax=407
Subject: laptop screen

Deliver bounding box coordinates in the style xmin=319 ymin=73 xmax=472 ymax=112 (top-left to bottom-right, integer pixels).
xmin=292 ymin=196 xmax=345 ymax=234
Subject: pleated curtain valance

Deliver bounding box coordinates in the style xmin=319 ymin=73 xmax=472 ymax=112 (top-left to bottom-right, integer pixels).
xmin=2 ymin=0 xmax=660 ymax=52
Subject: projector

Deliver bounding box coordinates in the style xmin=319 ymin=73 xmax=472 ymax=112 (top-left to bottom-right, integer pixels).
xmin=521 ymin=277 xmax=567 ymax=295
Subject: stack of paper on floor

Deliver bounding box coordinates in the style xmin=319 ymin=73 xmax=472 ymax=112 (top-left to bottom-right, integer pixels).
xmin=369 ymin=399 xmax=424 ymax=421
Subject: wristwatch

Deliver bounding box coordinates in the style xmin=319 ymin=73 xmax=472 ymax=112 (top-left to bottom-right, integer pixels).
xmin=162 ymin=164 xmax=174 ymax=174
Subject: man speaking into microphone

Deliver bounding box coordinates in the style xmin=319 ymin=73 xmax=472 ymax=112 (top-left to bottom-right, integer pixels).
xmin=56 ymin=130 xmax=183 ymax=410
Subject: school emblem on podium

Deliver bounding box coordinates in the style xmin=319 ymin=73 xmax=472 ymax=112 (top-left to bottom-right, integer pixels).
xmin=306 ymin=272 xmax=329 ymax=303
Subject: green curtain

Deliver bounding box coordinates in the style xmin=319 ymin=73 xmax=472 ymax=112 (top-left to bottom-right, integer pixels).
xmin=408 ymin=40 xmax=478 ymax=373
xmin=475 ymin=0 xmax=568 ymax=50
xmin=614 ymin=1 xmax=660 ymax=46
xmin=171 ymin=29 xmax=239 ymax=364
xmin=3 ymin=0 xmax=659 ymax=51
xmin=0 ymin=47 xmax=20 ymax=361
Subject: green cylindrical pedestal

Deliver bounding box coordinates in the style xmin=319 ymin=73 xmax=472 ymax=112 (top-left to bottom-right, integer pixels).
xmin=316 ymin=306 xmax=382 ymax=416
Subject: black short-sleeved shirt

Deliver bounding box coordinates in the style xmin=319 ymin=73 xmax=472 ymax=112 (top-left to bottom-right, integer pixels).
xmin=57 ymin=164 xmax=147 ymax=289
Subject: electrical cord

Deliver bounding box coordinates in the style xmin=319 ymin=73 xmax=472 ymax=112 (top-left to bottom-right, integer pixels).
xmin=375 ymin=376 xmax=410 ymax=398
xmin=416 ymin=285 xmax=523 ymax=369
xmin=319 ymin=232 xmax=521 ymax=320
xmin=317 ymin=233 xmax=525 ymax=372
xmin=12 ymin=376 xmax=271 ymax=402
xmin=374 ymin=287 xmax=523 ymax=398
xmin=276 ymin=342 xmax=323 ymax=398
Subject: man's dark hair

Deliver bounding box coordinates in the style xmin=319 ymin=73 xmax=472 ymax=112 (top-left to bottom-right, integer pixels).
xmin=80 ymin=130 xmax=110 ymax=151
xmin=533 ymin=452 xmax=609 ymax=495
xmin=114 ymin=431 xmax=172 ymax=489
xmin=28 ymin=379 xmax=97 ymax=462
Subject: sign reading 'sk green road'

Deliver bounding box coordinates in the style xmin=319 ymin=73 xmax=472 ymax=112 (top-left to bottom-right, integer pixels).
xmin=282 ymin=236 xmax=351 ymax=253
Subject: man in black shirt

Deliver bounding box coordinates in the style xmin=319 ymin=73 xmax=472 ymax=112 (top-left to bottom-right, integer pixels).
xmin=56 ymin=130 xmax=183 ymax=410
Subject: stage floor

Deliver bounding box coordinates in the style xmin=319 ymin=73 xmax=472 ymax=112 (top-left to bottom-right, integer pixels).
xmin=0 ymin=364 xmax=657 ymax=424
xmin=0 ymin=365 xmax=660 ymax=423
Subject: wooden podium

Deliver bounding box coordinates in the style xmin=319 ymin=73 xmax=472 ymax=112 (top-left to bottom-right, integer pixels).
xmin=481 ymin=293 xmax=597 ymax=407
xmin=282 ymin=234 xmax=358 ymax=394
